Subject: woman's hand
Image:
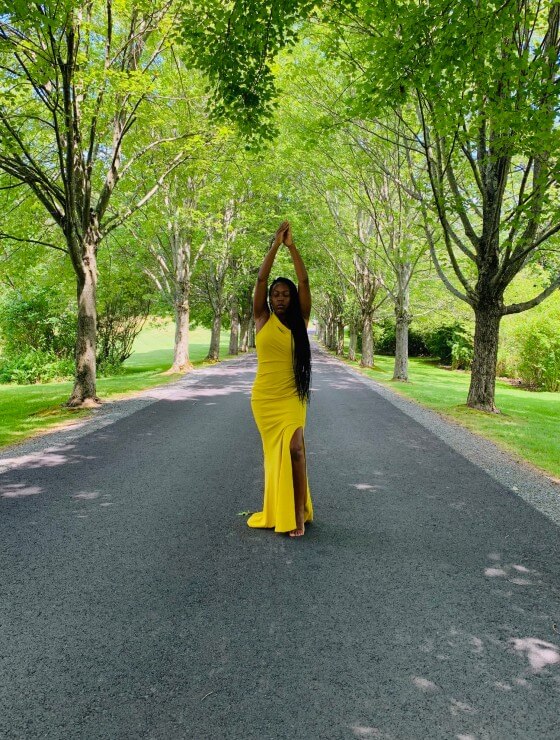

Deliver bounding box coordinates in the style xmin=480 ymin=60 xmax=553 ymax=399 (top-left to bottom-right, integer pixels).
xmin=283 ymin=223 xmax=294 ymax=248
xmin=271 ymin=220 xmax=289 ymax=249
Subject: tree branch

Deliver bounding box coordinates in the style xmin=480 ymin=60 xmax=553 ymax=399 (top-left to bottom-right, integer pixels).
xmin=503 ymin=275 xmax=560 ymax=315
xmin=0 ymin=232 xmax=68 ymax=253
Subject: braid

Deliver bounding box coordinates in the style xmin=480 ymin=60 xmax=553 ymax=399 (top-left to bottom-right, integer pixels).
xmin=269 ymin=277 xmax=311 ymax=404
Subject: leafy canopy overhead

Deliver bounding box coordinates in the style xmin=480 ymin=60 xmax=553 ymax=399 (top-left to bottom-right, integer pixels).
xmin=179 ymin=0 xmax=319 ymax=140
xmin=179 ymin=0 xmax=560 ymax=157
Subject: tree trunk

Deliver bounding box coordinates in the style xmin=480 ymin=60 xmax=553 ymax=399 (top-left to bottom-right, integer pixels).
xmin=348 ymin=323 xmax=357 ymax=361
xmin=336 ymin=320 xmax=345 ymax=355
xmin=327 ymin=320 xmax=337 ymax=350
xmin=393 ymin=262 xmax=412 ymax=381
xmin=393 ymin=312 xmax=410 ymax=381
xmin=168 ymin=295 xmax=193 ymax=373
xmin=229 ymin=299 xmax=240 ymax=355
xmin=467 ymin=306 xmax=502 ymax=412
xmin=206 ymin=312 xmax=222 ymax=361
xmin=66 ymin=241 xmax=100 ymax=407
xmin=360 ymin=312 xmax=374 ymax=368
xmin=248 ymin=317 xmax=256 ymax=349
xmin=239 ymin=315 xmax=250 ymax=352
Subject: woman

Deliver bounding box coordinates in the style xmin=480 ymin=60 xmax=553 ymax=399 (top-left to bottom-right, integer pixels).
xmin=247 ymin=220 xmax=313 ymax=538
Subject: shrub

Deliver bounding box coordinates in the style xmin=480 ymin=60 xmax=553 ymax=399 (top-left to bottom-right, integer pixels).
xmin=0 ymin=349 xmax=74 ymax=384
xmin=96 ymin=293 xmax=150 ymax=369
xmin=451 ymin=338 xmax=474 ymax=370
xmin=425 ymin=323 xmax=473 ymax=366
xmin=374 ymin=320 xmax=429 ymax=357
xmin=375 ymin=321 xmax=396 ymax=355
xmin=0 ymin=286 xmax=76 ymax=358
xmin=517 ymin=323 xmax=560 ymax=391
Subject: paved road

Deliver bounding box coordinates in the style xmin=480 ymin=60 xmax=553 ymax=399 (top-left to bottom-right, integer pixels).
xmin=1 ymin=345 xmax=559 ymax=739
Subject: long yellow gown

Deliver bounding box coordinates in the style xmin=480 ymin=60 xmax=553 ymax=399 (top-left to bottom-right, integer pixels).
xmin=248 ymin=311 xmax=313 ymax=532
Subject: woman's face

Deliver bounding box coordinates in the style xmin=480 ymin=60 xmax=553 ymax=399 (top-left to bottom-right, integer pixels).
xmin=270 ymin=282 xmax=291 ymax=316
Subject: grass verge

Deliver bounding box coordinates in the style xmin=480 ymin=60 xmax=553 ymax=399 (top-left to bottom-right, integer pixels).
xmin=0 ymin=323 xmax=242 ymax=450
xmin=323 ymin=346 xmax=560 ymax=481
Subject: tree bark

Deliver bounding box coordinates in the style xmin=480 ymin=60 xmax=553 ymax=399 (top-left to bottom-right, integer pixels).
xmin=239 ymin=315 xmax=250 ymax=352
xmin=336 ymin=319 xmax=345 ymax=355
xmin=393 ymin=312 xmax=410 ymax=381
xmin=327 ymin=320 xmax=337 ymax=350
xmin=360 ymin=312 xmax=375 ymax=368
xmin=66 ymin=240 xmax=100 ymax=407
xmin=467 ymin=306 xmax=502 ymax=412
xmin=248 ymin=317 xmax=256 ymax=349
xmin=206 ymin=312 xmax=222 ymax=361
xmin=229 ymin=299 xmax=240 ymax=355
xmin=348 ymin=323 xmax=357 ymax=361
xmin=169 ymin=295 xmax=193 ymax=373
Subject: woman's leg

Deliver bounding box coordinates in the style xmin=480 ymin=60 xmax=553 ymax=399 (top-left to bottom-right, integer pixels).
xmin=289 ymin=427 xmax=306 ymax=536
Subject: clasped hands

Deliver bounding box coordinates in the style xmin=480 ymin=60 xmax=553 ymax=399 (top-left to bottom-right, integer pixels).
xmin=272 ymin=220 xmax=295 ymax=249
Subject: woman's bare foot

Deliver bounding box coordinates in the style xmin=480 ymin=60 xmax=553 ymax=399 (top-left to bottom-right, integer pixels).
xmin=289 ymin=508 xmax=306 ymax=537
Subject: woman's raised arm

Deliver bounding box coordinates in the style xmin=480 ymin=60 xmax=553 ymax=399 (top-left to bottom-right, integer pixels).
xmin=253 ymin=221 xmax=289 ymax=321
xmin=284 ymin=225 xmax=311 ymax=322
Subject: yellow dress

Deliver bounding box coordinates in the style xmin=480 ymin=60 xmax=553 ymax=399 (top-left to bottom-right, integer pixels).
xmin=248 ymin=311 xmax=313 ymax=532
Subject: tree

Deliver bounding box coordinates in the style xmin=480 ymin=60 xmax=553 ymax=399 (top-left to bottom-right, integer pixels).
xmin=364 ymin=0 xmax=560 ymax=409
xmin=0 ymin=1 xmax=191 ymax=405
xmin=180 ymin=0 xmax=560 ymax=412
xmin=135 ymin=171 xmax=209 ymax=373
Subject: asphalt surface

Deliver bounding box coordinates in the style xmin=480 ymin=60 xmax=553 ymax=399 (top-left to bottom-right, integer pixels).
xmin=1 ymin=344 xmax=559 ymax=740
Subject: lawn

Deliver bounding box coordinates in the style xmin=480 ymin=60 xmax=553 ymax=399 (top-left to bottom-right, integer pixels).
xmin=0 ymin=322 xmax=237 ymax=449
xmin=327 ymin=349 xmax=560 ymax=480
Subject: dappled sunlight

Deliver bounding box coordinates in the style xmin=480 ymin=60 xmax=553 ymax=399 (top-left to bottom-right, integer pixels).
xmin=0 ymin=444 xmax=92 ymax=473
xmin=510 ymin=638 xmax=560 ymax=672
xmin=145 ymin=383 xmax=252 ymax=400
xmin=72 ymin=491 xmax=101 ymax=500
xmin=143 ymin=363 xmax=256 ymax=401
xmin=0 ymin=444 xmax=104 ymax=505
xmin=411 ymin=676 xmax=440 ymax=692
xmin=449 ymin=699 xmax=477 ymax=716
xmin=413 ymin=620 xmax=560 ymax=722
xmin=448 ymin=500 xmax=467 ymax=510
xmin=349 ymin=725 xmax=386 ymax=739
xmin=329 ymin=380 xmax=365 ymax=390
xmin=483 ymin=552 xmax=541 ymax=587
xmin=1 ymin=482 xmax=42 ymax=498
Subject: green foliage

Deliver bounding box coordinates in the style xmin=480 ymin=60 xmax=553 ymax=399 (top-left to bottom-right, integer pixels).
xmin=451 ymin=337 xmax=474 ymax=371
xmin=375 ymin=320 xmax=430 ymax=357
xmin=425 ymin=323 xmax=473 ymax=367
xmin=179 ymin=0 xmax=317 ymax=142
xmin=517 ymin=322 xmax=560 ymax=391
xmin=0 ymin=349 xmax=74 ymax=384
xmin=0 ymin=286 xmax=76 ymax=358
xmin=96 ymin=277 xmax=152 ymax=369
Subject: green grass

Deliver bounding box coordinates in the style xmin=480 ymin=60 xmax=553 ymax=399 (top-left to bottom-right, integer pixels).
xmin=0 ymin=322 xmax=237 ymax=449
xmin=327 ymin=348 xmax=560 ymax=480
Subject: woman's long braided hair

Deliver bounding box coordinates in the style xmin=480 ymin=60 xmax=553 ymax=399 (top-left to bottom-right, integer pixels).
xmin=269 ymin=277 xmax=311 ymax=405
